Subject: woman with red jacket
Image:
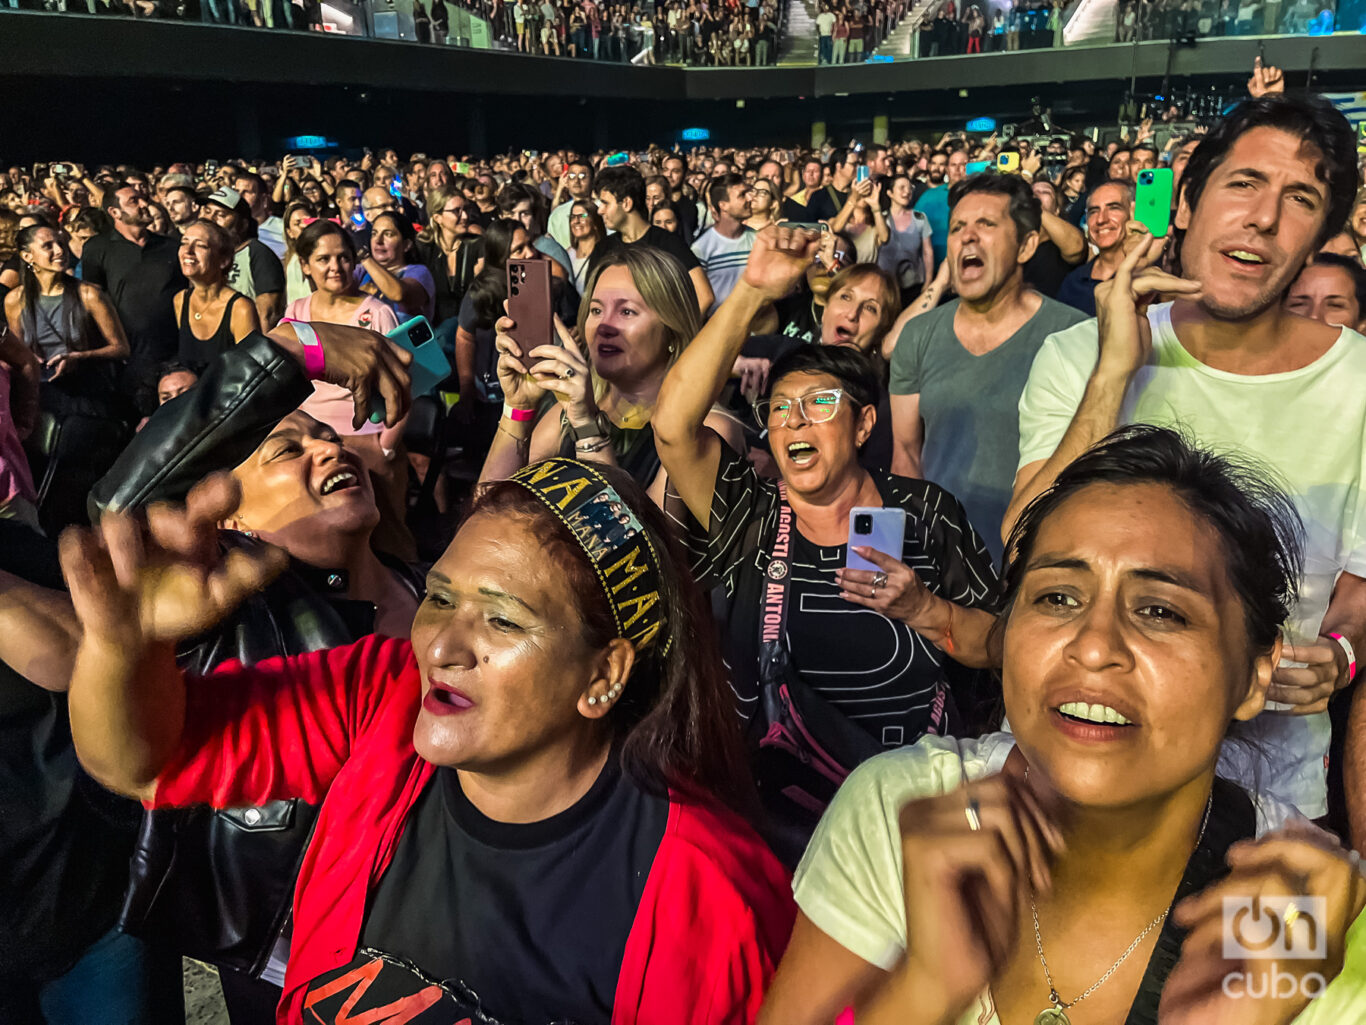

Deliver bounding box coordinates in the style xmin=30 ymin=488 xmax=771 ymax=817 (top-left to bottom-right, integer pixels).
xmin=59 ymin=457 xmax=795 ymax=1025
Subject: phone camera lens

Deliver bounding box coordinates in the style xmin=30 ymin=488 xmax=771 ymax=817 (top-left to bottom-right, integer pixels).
xmin=510 ymin=285 xmax=520 ymax=296
xmin=854 ymin=514 xmax=872 ymax=535
xmin=1140 ymin=171 xmax=1151 ymax=183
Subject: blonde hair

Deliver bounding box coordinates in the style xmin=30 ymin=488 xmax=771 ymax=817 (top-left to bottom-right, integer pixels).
xmin=575 ymin=245 xmax=701 ymax=401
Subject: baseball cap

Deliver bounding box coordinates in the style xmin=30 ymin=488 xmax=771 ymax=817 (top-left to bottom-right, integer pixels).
xmin=205 ymin=185 xmax=243 ymax=211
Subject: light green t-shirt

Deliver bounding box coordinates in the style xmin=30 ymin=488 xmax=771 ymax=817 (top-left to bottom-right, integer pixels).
xmin=1016 ymin=304 xmax=1366 ymax=817
xmin=793 ymin=734 xmax=1366 ymax=1025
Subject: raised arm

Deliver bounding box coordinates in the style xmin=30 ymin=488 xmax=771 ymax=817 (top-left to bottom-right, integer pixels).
xmin=59 ymin=475 xmax=288 ymax=799
xmin=653 ymin=225 xmax=821 ymax=527
xmin=1002 ymin=234 xmax=1198 ymax=542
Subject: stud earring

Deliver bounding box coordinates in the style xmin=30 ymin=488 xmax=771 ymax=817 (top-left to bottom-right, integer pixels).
xmin=587 ymin=696 xmax=598 ymax=706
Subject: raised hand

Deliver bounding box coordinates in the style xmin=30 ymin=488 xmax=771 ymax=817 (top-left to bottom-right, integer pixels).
xmin=528 ymin=316 xmax=599 ymax=430
xmin=493 ymin=313 xmax=550 ymax=412
xmin=742 ymin=224 xmax=822 ymax=300
xmin=1269 ymin=639 xmax=1351 ymax=714
xmin=59 ymin=473 xmax=288 ymax=651
xmin=1162 ymin=827 xmax=1366 ymax=1025
xmin=888 ymin=773 xmax=1065 ymax=1021
xmin=1094 ymin=227 xmax=1201 ymax=381
xmin=1248 ymin=56 xmax=1285 ymax=98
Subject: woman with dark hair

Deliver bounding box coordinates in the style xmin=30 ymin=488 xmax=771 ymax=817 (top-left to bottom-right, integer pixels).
xmin=455 ymin=218 xmax=576 ymax=461
xmin=760 ymin=425 xmax=1366 ymax=1025
xmin=173 ymin=219 xmax=261 ymax=373
xmin=61 ymin=205 xmax=113 ymax=279
xmin=654 ymin=227 xmax=999 ymax=861
xmin=281 ymin=199 xmax=316 ymax=306
xmin=357 ymin=210 xmax=436 ymax=322
xmin=59 ymin=457 xmax=796 ymax=1025
xmin=282 ymin=219 xmax=411 ymax=561
xmin=4 ymin=223 xmax=130 ymax=533
xmin=567 ymin=198 xmax=606 ymax=294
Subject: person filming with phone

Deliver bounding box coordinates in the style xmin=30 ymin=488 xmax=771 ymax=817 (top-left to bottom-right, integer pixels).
xmin=653 ymin=226 xmax=1001 ymax=862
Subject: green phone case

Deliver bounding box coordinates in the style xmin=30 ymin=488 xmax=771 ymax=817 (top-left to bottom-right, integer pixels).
xmin=1135 ymin=168 xmax=1173 ymax=239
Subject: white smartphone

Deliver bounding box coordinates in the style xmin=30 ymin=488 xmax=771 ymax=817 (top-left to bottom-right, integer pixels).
xmin=846 ymin=507 xmax=906 ymax=572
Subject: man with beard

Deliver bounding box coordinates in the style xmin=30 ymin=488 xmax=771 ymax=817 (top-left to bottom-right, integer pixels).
xmin=80 ymin=184 xmax=186 ymax=412
xmin=162 ymin=185 xmax=200 ymax=234
xmin=887 ymin=173 xmax=1086 ymax=561
xmin=1009 ymin=94 xmax=1364 ymax=823
xmin=661 ymin=153 xmax=702 ymax=240
xmin=692 ymin=173 xmax=756 ymax=313
xmin=914 ymin=148 xmax=966 ymax=268
xmin=1055 ymin=180 xmax=1135 ymax=316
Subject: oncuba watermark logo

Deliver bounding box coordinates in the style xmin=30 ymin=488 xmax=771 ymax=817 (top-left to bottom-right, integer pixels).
xmin=1221 ymin=896 xmax=1329 ymax=1000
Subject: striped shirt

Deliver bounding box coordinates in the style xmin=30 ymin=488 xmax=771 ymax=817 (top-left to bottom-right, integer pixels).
xmin=691 ymin=225 xmax=756 ymax=315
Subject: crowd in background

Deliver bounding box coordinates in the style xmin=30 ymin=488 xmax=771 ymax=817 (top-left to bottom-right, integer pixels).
xmin=1115 ymin=0 xmax=1347 ymax=40
xmin=4 ymin=59 xmax=1366 ymax=1025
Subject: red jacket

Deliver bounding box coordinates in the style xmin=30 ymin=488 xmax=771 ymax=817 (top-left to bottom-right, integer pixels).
xmin=151 ymin=634 xmax=796 ymax=1024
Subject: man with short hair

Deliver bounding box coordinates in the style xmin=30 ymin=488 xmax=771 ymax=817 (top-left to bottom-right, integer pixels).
xmin=335 ymin=179 xmax=366 ymax=238
xmin=163 ymin=185 xmax=200 ymax=233
xmin=865 ymin=144 xmax=893 ymax=186
xmin=889 ymin=173 xmax=1087 ymax=561
xmin=691 ymin=173 xmax=756 ymax=313
xmin=547 ymin=160 xmax=595 ymax=249
xmin=232 ymin=169 xmax=285 ymax=260
xmin=805 ymin=150 xmax=860 ymax=223
xmin=1056 ymin=180 xmax=1136 ymax=316
xmin=202 ymin=186 xmax=285 ymax=330
xmin=1129 ymin=142 xmax=1159 ymax=181
xmin=1009 ymin=94 xmax=1365 ymax=819
xmin=914 ymin=148 xmax=966 ymax=267
xmin=591 ymin=165 xmax=713 ymax=315
xmin=80 ymin=185 xmax=186 ymax=412
xmin=815 ymin=3 xmax=836 ymax=62
xmin=361 ymin=186 xmax=398 ymax=224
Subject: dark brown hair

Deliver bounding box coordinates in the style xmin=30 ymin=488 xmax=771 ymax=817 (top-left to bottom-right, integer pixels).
xmin=467 ymin=464 xmax=757 ymax=819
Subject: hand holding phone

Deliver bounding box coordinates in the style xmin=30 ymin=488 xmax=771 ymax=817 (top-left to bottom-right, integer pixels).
xmin=1135 ymin=168 xmax=1174 ymax=238
xmin=506 ymin=259 xmax=555 ymax=358
xmin=367 ymin=316 xmax=450 ymax=423
xmin=844 ymin=508 xmax=906 ymax=572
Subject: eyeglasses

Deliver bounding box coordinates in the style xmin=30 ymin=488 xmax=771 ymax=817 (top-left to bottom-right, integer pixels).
xmin=570 ymin=212 xmax=592 ymax=220
xmin=442 ymin=206 xmax=469 ymax=217
xmin=753 ymin=388 xmax=845 ymax=428
xmin=566 ymin=172 xmax=589 ymax=180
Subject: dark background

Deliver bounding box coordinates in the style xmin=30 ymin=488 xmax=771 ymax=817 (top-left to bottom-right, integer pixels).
xmin=1 ymin=11 xmax=1362 ymax=162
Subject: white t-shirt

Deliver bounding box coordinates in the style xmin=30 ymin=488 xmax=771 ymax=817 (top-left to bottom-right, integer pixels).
xmin=691 ymin=225 xmax=756 ymax=314
xmin=793 ymin=734 xmax=1365 ymax=1025
xmin=816 ymin=10 xmax=836 ymax=34
xmin=1017 ymin=304 xmax=1366 ymax=816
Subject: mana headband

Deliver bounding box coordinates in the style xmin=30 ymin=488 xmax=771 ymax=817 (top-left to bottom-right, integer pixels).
xmin=508 ymin=459 xmax=668 ymax=655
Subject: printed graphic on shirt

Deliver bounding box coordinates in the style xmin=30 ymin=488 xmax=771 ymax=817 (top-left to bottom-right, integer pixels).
xmin=304 ymin=948 xmax=586 ymax=1025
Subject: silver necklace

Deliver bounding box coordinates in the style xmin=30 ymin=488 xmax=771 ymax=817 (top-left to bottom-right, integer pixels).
xmin=1024 ymin=763 xmax=1213 ymax=1025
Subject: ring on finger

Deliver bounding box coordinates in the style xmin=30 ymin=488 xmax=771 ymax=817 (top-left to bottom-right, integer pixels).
xmin=965 ymin=795 xmax=982 ymax=832
xmin=872 ymin=571 xmax=889 ymax=589
xmin=561 ymin=367 xmax=575 ymax=379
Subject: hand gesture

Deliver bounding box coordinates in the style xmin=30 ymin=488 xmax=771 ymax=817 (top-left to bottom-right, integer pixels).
xmin=1162 ymin=826 xmax=1366 ymax=1025
xmin=733 ymin=355 xmax=772 ymax=403
xmin=493 ymin=312 xmax=550 ymax=411
xmin=741 ymin=224 xmax=822 ymax=300
xmin=45 ymin=352 xmax=71 ymax=381
xmin=1248 ymin=56 xmax=1285 ymax=98
xmin=1094 ymin=227 xmax=1200 ymax=381
xmin=894 ymin=773 xmax=1065 ymax=1020
xmin=59 ymin=474 xmax=289 ymax=651
xmin=1136 ymin=117 xmax=1154 ymax=143
xmin=1022 ymin=151 xmax=1043 ymax=177
xmin=835 ymin=546 xmax=936 ymax=628
xmin=272 ymin=321 xmax=413 ymax=429
xmin=1268 ymin=638 xmax=1351 ymax=714
xmin=528 ymin=317 xmax=599 ymax=429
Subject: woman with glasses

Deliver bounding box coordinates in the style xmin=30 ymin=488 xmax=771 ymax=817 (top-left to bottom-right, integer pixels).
xmin=416 ymin=186 xmax=483 ymax=327
xmin=653 ymin=227 xmax=999 ymax=862
xmin=567 ymin=200 xmax=606 ymax=295
xmin=745 ymin=180 xmax=781 ymax=233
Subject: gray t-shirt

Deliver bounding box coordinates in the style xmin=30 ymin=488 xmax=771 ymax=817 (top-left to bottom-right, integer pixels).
xmin=888 ymin=295 xmax=1088 ymax=562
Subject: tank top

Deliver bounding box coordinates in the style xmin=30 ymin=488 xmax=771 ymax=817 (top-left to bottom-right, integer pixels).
xmin=178 ymin=291 xmax=249 ymax=373
xmin=22 ymin=293 xmax=81 ymax=362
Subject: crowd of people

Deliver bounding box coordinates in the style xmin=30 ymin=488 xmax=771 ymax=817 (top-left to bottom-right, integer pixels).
xmin=1115 ymin=0 xmax=1349 ymax=40
xmin=4 ymin=59 xmax=1366 ymax=1025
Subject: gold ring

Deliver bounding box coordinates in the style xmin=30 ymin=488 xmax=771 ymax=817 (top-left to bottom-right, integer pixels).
xmin=965 ymin=796 xmax=982 ymax=832
xmin=1283 ymin=901 xmax=1301 ymax=930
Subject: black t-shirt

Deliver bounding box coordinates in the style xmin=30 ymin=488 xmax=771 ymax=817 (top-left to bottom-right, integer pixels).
xmin=675 ymin=446 xmax=1000 ymax=747
xmin=803 ymin=186 xmax=845 ymax=224
xmin=1022 ymin=239 xmax=1075 ymax=298
xmin=589 ymin=224 xmax=701 ymax=278
xmin=77 ymin=229 xmax=185 ymax=366
xmin=314 ymin=757 xmax=669 ymax=1025
xmin=0 ymin=522 xmax=140 ymax=983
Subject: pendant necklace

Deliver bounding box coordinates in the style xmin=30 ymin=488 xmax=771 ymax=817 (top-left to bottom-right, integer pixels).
xmin=1024 ymin=763 xmax=1212 ymax=1025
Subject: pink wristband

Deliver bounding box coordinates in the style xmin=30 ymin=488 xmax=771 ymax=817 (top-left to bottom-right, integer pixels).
xmin=503 ymin=403 xmax=536 ymax=423
xmin=835 ymin=1009 xmax=855 ymax=1025
xmin=285 ymin=320 xmax=325 ymax=380
xmin=1329 ymin=632 xmax=1357 ymax=683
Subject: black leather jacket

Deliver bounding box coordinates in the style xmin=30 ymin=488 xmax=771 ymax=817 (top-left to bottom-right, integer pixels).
xmin=89 ymin=332 xmax=422 ymax=976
